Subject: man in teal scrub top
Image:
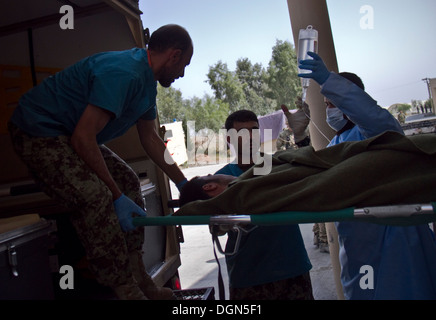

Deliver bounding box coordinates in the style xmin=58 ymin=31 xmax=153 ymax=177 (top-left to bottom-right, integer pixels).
xmin=8 ymin=24 xmax=192 ymax=300
xmin=214 ymin=110 xmax=313 ymax=300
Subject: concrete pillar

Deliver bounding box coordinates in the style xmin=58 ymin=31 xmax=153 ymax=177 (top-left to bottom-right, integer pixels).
xmin=286 ymin=0 xmax=336 ymax=150
xmin=287 ymin=0 xmax=345 ymax=300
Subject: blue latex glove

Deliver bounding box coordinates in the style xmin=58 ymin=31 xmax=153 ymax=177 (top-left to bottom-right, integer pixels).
xmin=176 ymin=178 xmax=188 ymax=191
xmin=298 ymin=51 xmax=331 ymax=85
xmin=113 ymin=194 xmax=147 ymax=232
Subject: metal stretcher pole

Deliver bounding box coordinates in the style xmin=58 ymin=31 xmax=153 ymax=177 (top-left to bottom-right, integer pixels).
xmin=249 ymin=208 xmax=354 ymax=225
xmin=353 ymin=204 xmax=435 ymax=219
xmin=133 ymin=203 xmax=436 ymax=227
xmin=132 ymin=208 xmax=354 ymax=227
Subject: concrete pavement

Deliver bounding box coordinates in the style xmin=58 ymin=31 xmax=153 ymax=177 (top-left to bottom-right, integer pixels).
xmin=170 ymin=164 xmax=338 ymax=300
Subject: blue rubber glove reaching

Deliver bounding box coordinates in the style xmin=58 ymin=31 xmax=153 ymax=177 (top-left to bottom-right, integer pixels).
xmin=113 ymin=194 xmax=147 ymax=232
xmin=298 ymin=51 xmax=331 ymax=85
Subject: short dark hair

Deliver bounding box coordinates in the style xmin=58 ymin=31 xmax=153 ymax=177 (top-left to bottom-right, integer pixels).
xmin=148 ymin=24 xmax=193 ymax=55
xmin=179 ymin=176 xmax=214 ymax=207
xmin=338 ymin=72 xmax=365 ymax=90
xmin=224 ymin=110 xmax=259 ymax=130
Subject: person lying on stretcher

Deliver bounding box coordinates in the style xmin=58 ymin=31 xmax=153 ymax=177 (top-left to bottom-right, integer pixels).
xmin=176 ymin=132 xmax=436 ymax=300
xmin=179 ymin=174 xmax=236 ymax=206
xmin=177 ymin=131 xmax=436 ymax=217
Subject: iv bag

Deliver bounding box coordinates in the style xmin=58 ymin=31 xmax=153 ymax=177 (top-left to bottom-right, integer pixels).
xmin=297 ymin=25 xmax=318 ymax=102
xmin=297 ymin=25 xmax=318 ymax=78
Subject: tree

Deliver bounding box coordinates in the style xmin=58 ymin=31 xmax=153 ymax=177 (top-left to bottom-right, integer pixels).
xmin=265 ymin=39 xmax=301 ymax=108
xmin=157 ymin=39 xmax=302 ymax=134
xmin=155 ymin=39 xmax=303 ymax=166
xmin=184 ymin=95 xmax=229 ymax=132
xmin=235 ymin=58 xmax=275 ymax=115
xmin=156 ymin=85 xmax=185 ymax=123
xmin=206 ymin=61 xmax=248 ymax=113
xmin=424 ymin=99 xmax=434 ymax=113
xmin=206 ymin=40 xmax=301 ymax=116
xmin=396 ymin=103 xmax=411 ymax=113
xmin=235 ymin=58 xmax=265 ymax=96
xmin=207 ymin=59 xmax=275 ymax=115
xmin=183 ymin=95 xmax=229 ymax=163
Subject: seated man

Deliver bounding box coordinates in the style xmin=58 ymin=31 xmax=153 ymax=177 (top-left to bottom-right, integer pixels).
xmin=178 ymin=131 xmax=436 ymax=300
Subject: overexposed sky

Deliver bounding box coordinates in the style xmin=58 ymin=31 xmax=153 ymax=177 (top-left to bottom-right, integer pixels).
xmin=139 ymin=0 xmax=436 ymax=107
xmin=327 ymin=0 xmax=436 ymax=107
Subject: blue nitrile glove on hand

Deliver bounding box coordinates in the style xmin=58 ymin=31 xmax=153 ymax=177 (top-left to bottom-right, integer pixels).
xmin=298 ymin=51 xmax=331 ymax=85
xmin=176 ymin=178 xmax=188 ymax=191
xmin=113 ymin=194 xmax=147 ymax=232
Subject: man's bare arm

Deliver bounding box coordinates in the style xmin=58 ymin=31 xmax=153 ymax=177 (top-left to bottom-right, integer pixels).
xmin=71 ymin=104 xmax=122 ymax=200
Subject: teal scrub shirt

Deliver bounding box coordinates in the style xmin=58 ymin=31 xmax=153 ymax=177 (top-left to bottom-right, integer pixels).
xmin=215 ymin=163 xmax=312 ymax=288
xmin=11 ymin=48 xmax=157 ymax=144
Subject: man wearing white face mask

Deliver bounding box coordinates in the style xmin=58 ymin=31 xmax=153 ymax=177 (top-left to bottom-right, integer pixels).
xmin=299 ymin=52 xmax=403 ymax=143
xmin=298 ymin=52 xmax=436 ymax=300
xmin=320 ymin=70 xmax=403 ymax=146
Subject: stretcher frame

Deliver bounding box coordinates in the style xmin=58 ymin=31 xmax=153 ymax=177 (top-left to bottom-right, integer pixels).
xmin=134 ymin=203 xmax=436 ymax=300
xmin=133 ymin=203 xmax=436 ymax=228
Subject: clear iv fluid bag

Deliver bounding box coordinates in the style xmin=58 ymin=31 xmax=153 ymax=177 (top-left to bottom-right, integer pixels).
xmin=298 ymin=25 xmax=318 ymax=102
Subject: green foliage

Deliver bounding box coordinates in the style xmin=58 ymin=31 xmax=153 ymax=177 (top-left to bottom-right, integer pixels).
xmin=156 ymin=85 xmax=185 ymax=124
xmin=206 ymin=39 xmax=301 ymax=116
xmin=157 ymin=86 xmax=228 ymax=132
xmin=265 ymin=40 xmax=301 ymax=107
xmin=396 ymin=103 xmax=411 ymax=113
xmin=156 ymin=39 xmax=301 ymax=135
xmin=183 ymin=95 xmax=229 ymax=132
xmin=206 ymin=61 xmax=248 ymax=113
xmin=424 ymin=99 xmax=434 ymax=112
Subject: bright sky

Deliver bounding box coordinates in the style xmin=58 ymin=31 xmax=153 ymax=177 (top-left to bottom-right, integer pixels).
xmin=139 ymin=0 xmax=436 ymax=108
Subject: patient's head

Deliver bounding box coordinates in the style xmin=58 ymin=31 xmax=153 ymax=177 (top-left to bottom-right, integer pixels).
xmin=179 ymin=174 xmax=237 ymax=207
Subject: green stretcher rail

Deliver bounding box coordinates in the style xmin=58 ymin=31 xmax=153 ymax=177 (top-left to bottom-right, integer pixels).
xmin=133 ymin=203 xmax=436 ymax=227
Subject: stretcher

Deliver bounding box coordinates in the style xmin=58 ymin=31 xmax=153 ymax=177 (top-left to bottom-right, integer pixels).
xmin=134 ymin=202 xmax=436 ymax=300
xmin=133 ymin=203 xmax=436 ymax=227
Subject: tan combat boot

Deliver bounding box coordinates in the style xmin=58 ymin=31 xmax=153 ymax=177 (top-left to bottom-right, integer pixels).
xmin=112 ymin=278 xmax=148 ymax=300
xmin=129 ymin=250 xmax=175 ymax=300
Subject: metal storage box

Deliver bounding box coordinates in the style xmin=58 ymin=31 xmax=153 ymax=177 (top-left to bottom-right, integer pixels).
xmin=0 ymin=215 xmax=56 ymax=300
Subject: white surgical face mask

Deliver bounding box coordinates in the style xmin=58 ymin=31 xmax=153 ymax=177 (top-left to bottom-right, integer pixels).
xmin=326 ymin=107 xmax=348 ymax=132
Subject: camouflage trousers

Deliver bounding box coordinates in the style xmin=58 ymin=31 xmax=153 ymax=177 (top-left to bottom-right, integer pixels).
xmin=313 ymin=222 xmax=328 ymax=244
xmin=229 ymin=272 xmax=314 ymax=300
xmin=8 ymin=122 xmax=144 ymax=287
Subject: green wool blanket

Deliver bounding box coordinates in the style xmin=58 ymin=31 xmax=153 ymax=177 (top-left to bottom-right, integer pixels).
xmin=176 ymin=131 xmax=436 ymax=216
